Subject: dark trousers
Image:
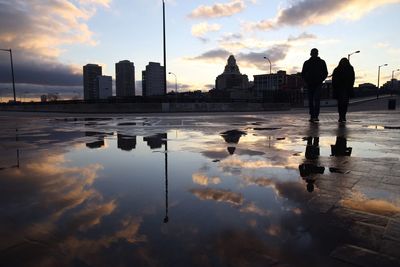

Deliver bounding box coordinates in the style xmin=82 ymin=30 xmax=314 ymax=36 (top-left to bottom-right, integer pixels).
xmin=307 ymin=85 xmax=321 ymax=118
xmin=337 ymin=97 xmax=349 ymax=120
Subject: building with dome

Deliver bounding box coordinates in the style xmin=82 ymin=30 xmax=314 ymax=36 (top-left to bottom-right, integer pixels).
xmin=215 ymin=55 xmax=249 ymax=91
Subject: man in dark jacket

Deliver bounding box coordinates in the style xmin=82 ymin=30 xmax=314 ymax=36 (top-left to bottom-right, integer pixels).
xmin=302 ymin=48 xmax=328 ymax=122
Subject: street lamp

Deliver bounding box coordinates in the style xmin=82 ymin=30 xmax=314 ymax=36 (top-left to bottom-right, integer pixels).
xmin=263 ymin=56 xmax=272 ymax=90
xmin=0 ymin=48 xmax=16 ymax=102
xmin=391 ymin=68 xmax=400 ymax=96
xmin=347 ymin=50 xmax=360 ymax=61
xmin=263 ymin=56 xmax=272 ymax=74
xmin=162 ymin=0 xmax=167 ymax=96
xmin=168 ymin=72 xmax=177 ymax=93
xmin=377 ymin=63 xmax=388 ymax=99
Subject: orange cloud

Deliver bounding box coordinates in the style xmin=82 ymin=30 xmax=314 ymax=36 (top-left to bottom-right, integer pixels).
xmin=247 ymin=0 xmax=400 ymax=31
xmin=189 ymin=0 xmax=247 ymax=19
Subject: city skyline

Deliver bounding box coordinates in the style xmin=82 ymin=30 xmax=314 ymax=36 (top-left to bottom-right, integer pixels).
xmin=1 ymin=0 xmax=400 ymax=100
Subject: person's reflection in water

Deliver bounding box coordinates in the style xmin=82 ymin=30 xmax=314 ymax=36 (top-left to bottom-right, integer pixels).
xmin=331 ymin=125 xmax=352 ymax=157
xmin=330 ymin=125 xmax=352 ymax=173
xmin=299 ymin=125 xmax=324 ymax=192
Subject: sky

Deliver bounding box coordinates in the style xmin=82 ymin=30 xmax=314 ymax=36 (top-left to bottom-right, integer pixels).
xmin=0 ymin=0 xmax=400 ymax=100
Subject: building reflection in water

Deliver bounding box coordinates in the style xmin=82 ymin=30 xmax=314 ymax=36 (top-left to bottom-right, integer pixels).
xmin=85 ymin=131 xmax=105 ymax=149
xmin=298 ymin=125 xmax=324 ymax=192
xmin=143 ymin=133 xmax=167 ymax=150
xmin=117 ymin=134 xmax=137 ymax=151
xmin=220 ymin=130 xmax=246 ymax=155
xmin=143 ymin=133 xmax=169 ymax=223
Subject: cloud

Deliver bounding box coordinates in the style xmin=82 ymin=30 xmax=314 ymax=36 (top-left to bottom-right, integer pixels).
xmin=189 ymin=0 xmax=247 ymax=19
xmin=188 ymin=49 xmax=231 ymax=62
xmin=187 ymin=43 xmax=290 ymax=70
xmin=236 ymin=44 xmax=290 ymax=70
xmin=247 ymin=0 xmax=400 ymax=31
xmin=287 ymin=32 xmax=317 ymax=42
xmin=191 ymin=22 xmax=222 ymax=41
xmin=0 ymin=0 xmax=108 ymax=87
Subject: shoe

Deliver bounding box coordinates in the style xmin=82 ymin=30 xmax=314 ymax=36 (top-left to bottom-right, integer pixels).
xmin=314 ymin=117 xmax=319 ymax=122
xmin=309 ymin=117 xmax=314 ymax=122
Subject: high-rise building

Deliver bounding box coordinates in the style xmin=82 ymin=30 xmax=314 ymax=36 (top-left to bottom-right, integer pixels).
xmin=83 ymin=64 xmax=102 ymax=100
xmin=96 ymin=75 xmax=112 ymax=99
xmin=116 ymin=60 xmax=135 ymax=97
xmin=142 ymin=62 xmax=165 ymax=96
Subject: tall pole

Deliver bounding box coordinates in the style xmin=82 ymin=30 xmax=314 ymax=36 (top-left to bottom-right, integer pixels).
xmin=163 ymin=0 xmax=167 ymax=95
xmin=0 ymin=48 xmax=16 ymax=102
xmin=377 ymin=64 xmax=388 ymax=99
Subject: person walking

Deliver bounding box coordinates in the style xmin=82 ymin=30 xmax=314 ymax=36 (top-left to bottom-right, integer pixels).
xmin=332 ymin=58 xmax=355 ymax=122
xmin=302 ymin=48 xmax=328 ymax=122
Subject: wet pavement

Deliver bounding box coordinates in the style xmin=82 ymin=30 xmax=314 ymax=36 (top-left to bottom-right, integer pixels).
xmin=0 ymin=108 xmax=400 ymax=267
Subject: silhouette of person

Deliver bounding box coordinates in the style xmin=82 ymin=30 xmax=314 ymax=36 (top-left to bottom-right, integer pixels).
xmin=332 ymin=58 xmax=355 ymax=123
xmin=302 ymin=48 xmax=328 ymax=123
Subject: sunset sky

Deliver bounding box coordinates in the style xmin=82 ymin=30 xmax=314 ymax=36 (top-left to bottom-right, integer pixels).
xmin=1 ymin=0 xmax=400 ymax=99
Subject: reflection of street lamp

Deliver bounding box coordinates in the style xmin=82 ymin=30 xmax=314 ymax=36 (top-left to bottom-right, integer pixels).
xmin=391 ymin=68 xmax=400 ymax=96
xmin=377 ymin=63 xmax=388 ymax=99
xmin=168 ymin=72 xmax=177 ymax=93
xmin=162 ymin=0 xmax=167 ymax=95
xmin=0 ymin=48 xmax=16 ymax=102
xmin=347 ymin=50 xmax=360 ymax=61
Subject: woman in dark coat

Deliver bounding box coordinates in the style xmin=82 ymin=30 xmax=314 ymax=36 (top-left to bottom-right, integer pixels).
xmin=332 ymin=58 xmax=355 ymax=122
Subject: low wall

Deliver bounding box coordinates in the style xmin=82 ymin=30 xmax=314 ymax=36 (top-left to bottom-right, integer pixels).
xmin=0 ymin=102 xmax=290 ymax=113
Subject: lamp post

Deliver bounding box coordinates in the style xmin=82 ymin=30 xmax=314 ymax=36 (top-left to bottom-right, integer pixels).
xmin=168 ymin=72 xmax=177 ymax=93
xmin=391 ymin=68 xmax=400 ymax=96
xmin=263 ymin=56 xmax=272 ymax=90
xmin=347 ymin=50 xmax=360 ymax=61
xmin=162 ymin=0 xmax=167 ymax=96
xmin=0 ymin=48 xmax=16 ymax=102
xmin=377 ymin=63 xmax=388 ymax=99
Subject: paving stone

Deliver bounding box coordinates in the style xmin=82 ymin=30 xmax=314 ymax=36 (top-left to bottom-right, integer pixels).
xmin=331 ymin=207 xmax=389 ymax=227
xmin=380 ymin=239 xmax=400 ymax=259
xmin=383 ymin=219 xmax=400 ymax=242
xmin=331 ymin=244 xmax=400 ymax=267
xmin=349 ymin=222 xmax=385 ymax=251
xmin=382 ymin=176 xmax=400 ymax=186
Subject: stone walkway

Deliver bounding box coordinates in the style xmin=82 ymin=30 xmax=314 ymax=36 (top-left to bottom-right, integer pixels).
xmin=0 ymin=97 xmax=399 ymax=267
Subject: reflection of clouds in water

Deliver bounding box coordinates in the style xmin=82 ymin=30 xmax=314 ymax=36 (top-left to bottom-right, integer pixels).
xmin=219 ymin=155 xmax=299 ymax=173
xmin=190 ymin=188 xmax=243 ymax=205
xmin=242 ymin=175 xmax=311 ymax=203
xmin=0 ymin=150 xmax=148 ymax=266
xmin=240 ymin=202 xmax=270 ymax=216
xmin=340 ymin=191 xmax=400 ymax=216
xmin=192 ymin=172 xmax=221 ymax=186
xmin=266 ymin=224 xmax=282 ymax=237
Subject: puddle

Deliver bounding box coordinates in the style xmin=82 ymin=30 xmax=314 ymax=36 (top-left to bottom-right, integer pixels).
xmin=0 ymin=116 xmax=399 ymax=267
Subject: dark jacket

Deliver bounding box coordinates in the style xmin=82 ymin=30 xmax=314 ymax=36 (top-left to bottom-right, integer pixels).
xmin=332 ymin=65 xmax=355 ymax=99
xmin=301 ymin=57 xmax=328 ymax=87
